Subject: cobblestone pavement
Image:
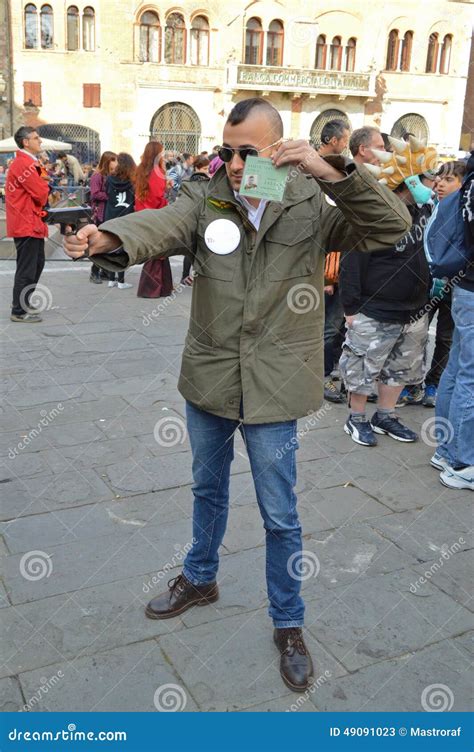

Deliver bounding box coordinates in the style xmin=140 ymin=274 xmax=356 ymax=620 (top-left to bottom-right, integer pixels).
xmin=1 ymin=260 xmax=472 ymax=713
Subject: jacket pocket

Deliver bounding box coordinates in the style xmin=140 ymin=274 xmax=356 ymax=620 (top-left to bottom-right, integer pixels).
xmin=266 ymin=219 xmax=316 ymax=280
xmin=194 ymin=232 xmax=240 ymax=281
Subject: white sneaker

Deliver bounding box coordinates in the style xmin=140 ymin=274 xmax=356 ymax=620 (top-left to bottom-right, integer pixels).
xmin=440 ymin=466 xmax=474 ymax=491
xmin=117 ymin=282 xmax=133 ymax=289
xmin=108 ymin=280 xmax=117 ymax=288
xmin=430 ymin=452 xmax=450 ymax=471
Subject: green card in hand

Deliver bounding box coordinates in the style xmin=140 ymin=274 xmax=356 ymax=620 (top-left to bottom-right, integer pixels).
xmin=239 ymin=157 xmax=289 ymax=202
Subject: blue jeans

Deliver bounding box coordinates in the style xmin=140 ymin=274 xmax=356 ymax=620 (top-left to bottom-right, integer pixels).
xmin=183 ymin=402 xmax=305 ymax=628
xmin=436 ymin=285 xmax=474 ymax=467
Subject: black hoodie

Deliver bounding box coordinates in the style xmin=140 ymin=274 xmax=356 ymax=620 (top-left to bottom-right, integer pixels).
xmin=104 ymin=176 xmax=135 ymax=221
xmin=339 ymin=202 xmax=432 ymax=323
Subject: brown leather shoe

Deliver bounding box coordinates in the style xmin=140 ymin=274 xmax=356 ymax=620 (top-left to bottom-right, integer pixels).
xmin=145 ymin=573 xmax=219 ymax=620
xmin=274 ymin=628 xmax=314 ymax=692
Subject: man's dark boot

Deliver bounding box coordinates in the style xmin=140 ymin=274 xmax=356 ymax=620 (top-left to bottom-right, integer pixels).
xmin=274 ymin=628 xmax=314 ymax=692
xmin=145 ymin=573 xmax=219 ymax=619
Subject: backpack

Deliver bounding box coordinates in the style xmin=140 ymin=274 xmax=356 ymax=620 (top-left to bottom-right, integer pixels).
xmin=424 ymin=173 xmax=473 ymax=279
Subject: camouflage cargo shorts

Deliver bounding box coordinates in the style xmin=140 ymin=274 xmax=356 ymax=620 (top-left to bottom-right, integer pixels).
xmin=339 ymin=312 xmax=429 ymax=395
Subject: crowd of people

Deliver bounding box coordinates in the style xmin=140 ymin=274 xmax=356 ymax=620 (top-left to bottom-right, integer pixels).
xmin=4 ymin=99 xmax=473 ymax=695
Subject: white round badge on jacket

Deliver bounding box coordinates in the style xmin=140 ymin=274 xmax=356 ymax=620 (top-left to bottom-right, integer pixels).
xmin=204 ymin=219 xmax=241 ymax=255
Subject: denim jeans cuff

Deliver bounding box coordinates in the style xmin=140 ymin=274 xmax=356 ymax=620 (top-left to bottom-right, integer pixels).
xmin=182 ymin=567 xmax=215 ymax=587
xmin=273 ymin=620 xmax=304 ymax=629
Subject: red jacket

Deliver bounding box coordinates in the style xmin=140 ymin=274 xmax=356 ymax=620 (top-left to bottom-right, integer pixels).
xmin=135 ymin=167 xmax=167 ymax=211
xmin=6 ymin=150 xmax=50 ymax=238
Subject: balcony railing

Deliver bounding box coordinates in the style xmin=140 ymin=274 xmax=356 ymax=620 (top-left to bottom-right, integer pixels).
xmin=227 ymin=64 xmax=374 ymax=97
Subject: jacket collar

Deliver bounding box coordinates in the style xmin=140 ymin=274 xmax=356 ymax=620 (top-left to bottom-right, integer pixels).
xmin=16 ymin=149 xmax=38 ymax=162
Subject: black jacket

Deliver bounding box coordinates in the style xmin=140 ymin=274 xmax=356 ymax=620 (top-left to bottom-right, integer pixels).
xmin=104 ymin=177 xmax=135 ymax=221
xmin=459 ymin=167 xmax=474 ymax=292
xmin=339 ymin=203 xmax=432 ymax=323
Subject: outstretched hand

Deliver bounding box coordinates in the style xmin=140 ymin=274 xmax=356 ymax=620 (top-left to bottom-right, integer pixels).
xmin=62 ymin=224 xmax=118 ymax=259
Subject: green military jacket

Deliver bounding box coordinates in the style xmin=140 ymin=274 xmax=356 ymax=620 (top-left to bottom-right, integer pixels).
xmin=97 ymin=163 xmax=411 ymax=423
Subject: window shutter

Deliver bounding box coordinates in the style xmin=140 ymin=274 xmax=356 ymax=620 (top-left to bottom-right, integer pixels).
xmin=83 ymin=83 xmax=100 ymax=107
xmin=92 ymin=83 xmax=100 ymax=107
xmin=24 ymin=81 xmax=41 ymax=105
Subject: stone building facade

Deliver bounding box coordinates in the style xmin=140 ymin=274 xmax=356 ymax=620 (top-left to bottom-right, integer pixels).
xmin=3 ymin=0 xmax=473 ymax=161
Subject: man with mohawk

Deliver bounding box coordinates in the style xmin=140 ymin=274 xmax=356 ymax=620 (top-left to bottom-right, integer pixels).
xmin=339 ymin=134 xmax=437 ymax=447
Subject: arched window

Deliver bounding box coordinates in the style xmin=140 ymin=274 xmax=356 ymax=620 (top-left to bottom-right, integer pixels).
xmin=150 ymin=102 xmax=201 ymax=153
xmin=400 ymin=31 xmax=413 ymax=71
xmin=40 ymin=5 xmax=53 ymax=48
xmin=139 ymin=11 xmax=160 ymax=62
xmin=426 ymin=32 xmax=439 ymax=73
xmin=345 ymin=37 xmax=356 ymax=71
xmin=83 ymin=7 xmax=95 ymax=51
xmin=391 ymin=113 xmax=429 ymax=142
xmin=25 ymin=4 xmax=38 ymax=49
xmin=310 ymin=109 xmax=351 ymax=150
xmin=67 ymin=6 xmax=79 ymax=51
xmin=386 ymin=29 xmax=399 ymax=70
xmin=245 ymin=18 xmax=263 ymax=65
xmin=190 ymin=15 xmax=209 ymax=66
xmin=266 ymin=20 xmax=283 ymax=66
xmin=165 ymin=13 xmax=186 ymax=64
xmin=329 ymin=36 xmax=342 ymax=70
xmin=439 ymin=34 xmax=452 ymax=74
xmin=315 ymin=34 xmax=327 ymax=69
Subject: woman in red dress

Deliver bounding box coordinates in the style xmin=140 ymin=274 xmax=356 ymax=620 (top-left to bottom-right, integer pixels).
xmin=135 ymin=142 xmax=173 ymax=298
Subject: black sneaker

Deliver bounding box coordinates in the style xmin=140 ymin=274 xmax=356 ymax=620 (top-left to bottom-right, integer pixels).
xmin=344 ymin=416 xmax=377 ymax=446
xmin=89 ymin=274 xmax=102 ymax=284
xmin=324 ymin=378 xmax=344 ymax=404
xmin=371 ymin=412 xmax=418 ymax=442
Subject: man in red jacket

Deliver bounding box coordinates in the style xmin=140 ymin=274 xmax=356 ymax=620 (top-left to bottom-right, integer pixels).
xmin=6 ymin=126 xmax=49 ymax=322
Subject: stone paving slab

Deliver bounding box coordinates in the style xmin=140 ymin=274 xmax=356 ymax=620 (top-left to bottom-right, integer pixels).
xmin=1 ymin=469 xmax=113 ymax=521
xmin=18 ymin=640 xmax=199 ymax=712
xmin=308 ymin=639 xmax=473 ymax=712
xmin=306 ymin=568 xmax=473 ymax=672
xmin=1 ymin=485 xmax=194 ymax=554
xmin=296 ymin=523 xmax=418 ymax=590
xmin=0 ymin=676 xmax=24 ymax=712
xmin=0 ymin=575 xmax=188 ymax=678
xmin=369 ymin=499 xmax=473 ymax=562
xmin=3 ymin=516 xmax=194 ymax=604
xmin=410 ymin=550 xmax=473 ymax=612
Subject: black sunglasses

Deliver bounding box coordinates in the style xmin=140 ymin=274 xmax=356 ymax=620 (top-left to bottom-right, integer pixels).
xmin=217 ymin=139 xmax=281 ymax=163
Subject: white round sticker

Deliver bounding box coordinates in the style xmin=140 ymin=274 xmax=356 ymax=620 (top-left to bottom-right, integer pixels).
xmin=204 ymin=219 xmax=241 ymax=255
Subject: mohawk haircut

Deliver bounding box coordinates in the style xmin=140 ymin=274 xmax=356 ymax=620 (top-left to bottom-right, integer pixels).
xmin=226 ymin=98 xmax=283 ymax=139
